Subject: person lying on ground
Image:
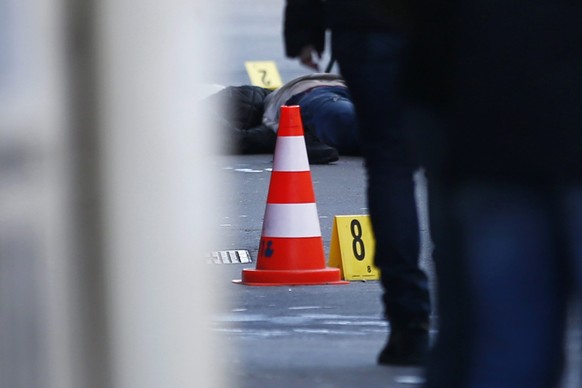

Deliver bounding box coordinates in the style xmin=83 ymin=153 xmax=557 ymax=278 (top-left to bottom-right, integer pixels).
xmin=202 ymin=73 xmax=362 ymax=164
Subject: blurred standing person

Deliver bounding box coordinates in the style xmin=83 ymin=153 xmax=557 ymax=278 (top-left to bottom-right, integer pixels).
xmin=404 ymin=1 xmax=582 ymax=386
xmin=284 ymin=0 xmax=431 ymax=366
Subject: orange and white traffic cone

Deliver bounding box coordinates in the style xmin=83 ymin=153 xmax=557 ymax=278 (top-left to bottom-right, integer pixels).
xmin=233 ymin=105 xmax=348 ymax=286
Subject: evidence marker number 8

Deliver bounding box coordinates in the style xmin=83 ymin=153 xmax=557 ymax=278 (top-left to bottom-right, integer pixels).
xmin=328 ymin=215 xmax=379 ymax=280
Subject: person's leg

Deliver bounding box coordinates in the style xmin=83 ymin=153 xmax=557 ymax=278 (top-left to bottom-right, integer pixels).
xmin=454 ymin=183 xmax=566 ymax=387
xmin=297 ymin=86 xmax=361 ymax=155
xmin=332 ymin=30 xmax=431 ymax=364
xmin=285 ymin=88 xmax=340 ymax=165
xmin=560 ymin=186 xmax=582 ymax=386
xmin=423 ymin=181 xmax=474 ymax=388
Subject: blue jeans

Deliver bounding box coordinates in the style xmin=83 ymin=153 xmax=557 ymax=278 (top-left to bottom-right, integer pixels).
xmin=287 ymin=86 xmax=361 ymax=155
xmin=332 ymin=31 xmax=431 ymax=326
xmin=442 ymin=183 xmax=582 ymax=387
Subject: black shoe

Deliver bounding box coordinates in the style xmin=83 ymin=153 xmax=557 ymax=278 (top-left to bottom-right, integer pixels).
xmin=303 ymin=126 xmax=339 ymax=164
xmin=378 ymin=325 xmax=429 ymax=366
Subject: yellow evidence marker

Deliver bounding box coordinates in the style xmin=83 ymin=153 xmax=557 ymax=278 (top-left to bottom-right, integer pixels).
xmin=245 ymin=61 xmax=283 ymax=90
xmin=328 ymin=215 xmax=380 ymax=281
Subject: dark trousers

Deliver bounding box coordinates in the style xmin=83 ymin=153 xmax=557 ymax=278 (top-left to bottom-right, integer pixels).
xmin=287 ymin=86 xmax=361 ymax=155
xmin=332 ymin=31 xmax=431 ymax=327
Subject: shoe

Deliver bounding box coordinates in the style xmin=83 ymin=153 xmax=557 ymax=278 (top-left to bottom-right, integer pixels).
xmin=377 ymin=324 xmax=429 ymax=366
xmin=303 ymin=126 xmax=339 ymax=164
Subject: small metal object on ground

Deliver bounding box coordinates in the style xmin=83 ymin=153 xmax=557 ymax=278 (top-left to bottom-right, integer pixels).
xmin=206 ymin=250 xmax=253 ymax=264
xmin=394 ymin=375 xmax=426 ymax=385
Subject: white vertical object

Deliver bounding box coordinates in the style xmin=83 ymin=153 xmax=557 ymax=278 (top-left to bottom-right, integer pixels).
xmin=0 ymin=0 xmax=80 ymax=387
xmin=96 ymin=0 xmax=226 ymax=388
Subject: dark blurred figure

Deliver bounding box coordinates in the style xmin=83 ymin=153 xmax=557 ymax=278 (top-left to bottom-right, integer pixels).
xmin=285 ymin=0 xmax=432 ymax=366
xmin=404 ymin=1 xmax=582 ymax=386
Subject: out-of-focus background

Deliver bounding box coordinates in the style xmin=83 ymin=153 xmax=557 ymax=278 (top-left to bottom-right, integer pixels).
xmin=214 ymin=0 xmax=335 ymax=87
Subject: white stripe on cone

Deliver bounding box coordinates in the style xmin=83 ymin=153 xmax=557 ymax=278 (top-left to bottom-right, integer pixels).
xmin=273 ymin=136 xmax=310 ymax=172
xmin=262 ymin=203 xmax=322 ymax=238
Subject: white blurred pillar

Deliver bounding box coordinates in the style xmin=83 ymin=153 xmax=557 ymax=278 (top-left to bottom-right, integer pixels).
xmin=0 ymin=0 xmax=226 ymax=387
xmin=95 ymin=0 xmax=225 ymax=387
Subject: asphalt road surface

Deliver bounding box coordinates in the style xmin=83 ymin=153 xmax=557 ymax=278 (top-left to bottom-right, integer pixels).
xmin=207 ymin=1 xmax=582 ymax=386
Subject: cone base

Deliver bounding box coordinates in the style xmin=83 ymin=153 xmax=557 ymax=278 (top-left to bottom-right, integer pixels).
xmin=233 ymin=267 xmax=349 ymax=286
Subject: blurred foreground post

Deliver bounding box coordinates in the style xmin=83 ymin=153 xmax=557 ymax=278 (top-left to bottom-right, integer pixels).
xmin=0 ymin=0 xmax=226 ymax=387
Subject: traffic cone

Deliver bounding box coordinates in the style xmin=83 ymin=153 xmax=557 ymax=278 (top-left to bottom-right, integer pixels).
xmin=233 ymin=105 xmax=348 ymax=286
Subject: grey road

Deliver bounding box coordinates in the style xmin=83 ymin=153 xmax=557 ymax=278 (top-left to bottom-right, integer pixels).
xmin=214 ymin=0 xmax=334 ymax=87
xmin=207 ymin=1 xmax=581 ymax=387
xmin=211 ymin=154 xmax=433 ymax=387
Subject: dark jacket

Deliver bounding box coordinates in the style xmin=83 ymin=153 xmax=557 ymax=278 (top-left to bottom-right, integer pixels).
xmin=411 ymin=0 xmax=582 ymax=184
xmin=284 ymin=0 xmax=415 ymax=58
xmin=452 ymin=1 xmax=582 ymax=183
xmin=202 ymin=85 xmax=277 ymax=154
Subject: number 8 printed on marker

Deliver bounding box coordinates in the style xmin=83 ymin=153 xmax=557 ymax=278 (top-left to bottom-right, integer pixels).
xmin=350 ymin=219 xmax=366 ymax=261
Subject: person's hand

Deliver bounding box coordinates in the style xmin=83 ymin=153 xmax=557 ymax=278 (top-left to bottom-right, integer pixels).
xmin=298 ymin=45 xmax=321 ymax=71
